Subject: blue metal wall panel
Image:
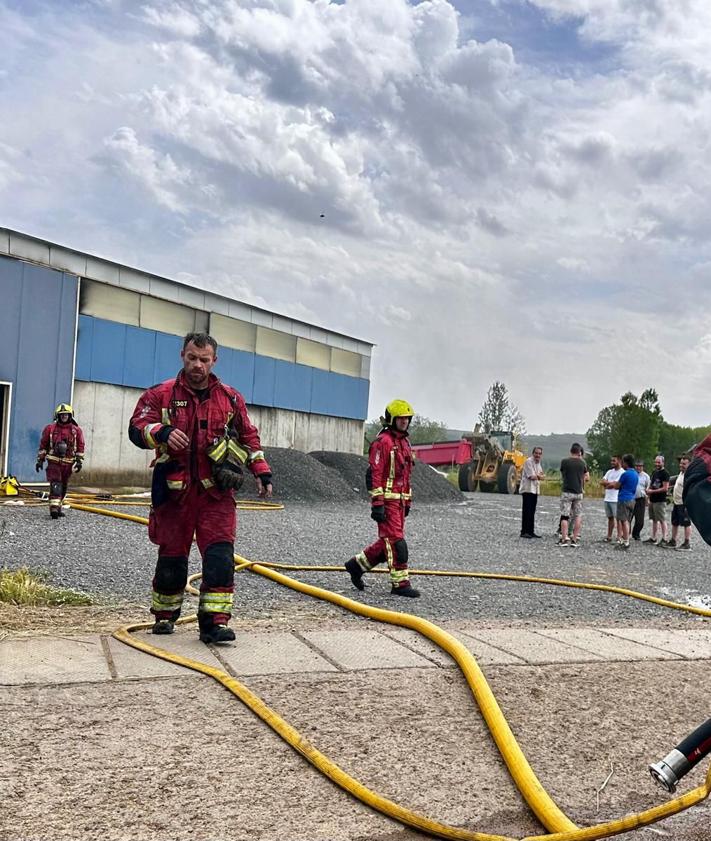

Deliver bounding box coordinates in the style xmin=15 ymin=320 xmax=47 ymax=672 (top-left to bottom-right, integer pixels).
xmin=252 ymin=356 xmax=276 ymax=406
xmin=89 ymin=319 xmax=126 ymax=384
xmin=311 ymin=369 xmax=369 ymax=419
xmin=75 ymin=315 xmax=369 ymax=421
xmin=123 ymin=326 xmax=157 ymax=388
xmin=274 ymin=360 xmax=312 ymax=412
xmin=214 ymin=347 xmax=255 ymax=403
xmin=0 ymin=256 xmax=77 ymax=479
xmin=153 ymin=333 xmax=182 ymax=383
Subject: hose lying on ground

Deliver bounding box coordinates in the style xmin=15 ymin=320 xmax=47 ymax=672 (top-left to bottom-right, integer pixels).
xmin=65 ymin=501 xmax=711 ymax=841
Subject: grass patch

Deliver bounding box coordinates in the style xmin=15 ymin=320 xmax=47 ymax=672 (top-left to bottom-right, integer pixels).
xmin=0 ymin=568 xmax=92 ymax=607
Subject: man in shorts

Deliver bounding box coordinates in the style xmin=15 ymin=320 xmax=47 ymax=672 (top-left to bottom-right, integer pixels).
xmin=558 ymin=443 xmax=589 ymax=547
xmin=645 ymin=454 xmax=670 ymax=546
xmin=611 ymin=454 xmax=638 ymax=550
xmin=670 ymin=456 xmax=692 ymax=550
xmin=600 ymin=455 xmax=623 ymax=543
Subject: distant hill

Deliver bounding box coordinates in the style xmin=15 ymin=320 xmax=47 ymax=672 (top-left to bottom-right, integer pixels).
xmin=445 ymin=429 xmax=588 ymax=470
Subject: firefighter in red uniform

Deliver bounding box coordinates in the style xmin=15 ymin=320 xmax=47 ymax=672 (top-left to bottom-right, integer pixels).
xmin=345 ymin=399 xmax=420 ymax=598
xmin=128 ymin=332 xmax=273 ymax=644
xmin=36 ymin=404 xmax=85 ymax=519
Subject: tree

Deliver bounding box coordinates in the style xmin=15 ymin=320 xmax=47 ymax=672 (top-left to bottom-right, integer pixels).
xmin=477 ymin=381 xmax=527 ymax=437
xmin=587 ymin=389 xmax=661 ymax=467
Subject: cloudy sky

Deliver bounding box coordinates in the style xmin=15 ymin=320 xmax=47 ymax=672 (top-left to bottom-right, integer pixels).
xmin=2 ymin=0 xmax=711 ymax=433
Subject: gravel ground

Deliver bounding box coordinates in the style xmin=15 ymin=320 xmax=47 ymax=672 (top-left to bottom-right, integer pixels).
xmin=1 ymin=492 xmax=709 ymax=627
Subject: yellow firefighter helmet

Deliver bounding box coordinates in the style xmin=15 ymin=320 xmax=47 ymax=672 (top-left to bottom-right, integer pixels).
xmin=384 ymin=399 xmax=415 ymax=426
xmin=54 ymin=403 xmax=74 ymax=420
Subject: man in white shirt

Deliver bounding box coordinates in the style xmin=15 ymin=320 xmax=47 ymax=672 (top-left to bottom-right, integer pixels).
xmin=520 ymin=446 xmax=545 ymax=538
xmin=601 ymin=455 xmax=623 ymax=543
xmin=631 ymin=459 xmax=651 ymax=541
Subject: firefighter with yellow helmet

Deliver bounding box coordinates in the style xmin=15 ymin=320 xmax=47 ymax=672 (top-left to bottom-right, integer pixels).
xmin=36 ymin=403 xmax=86 ymax=519
xmin=345 ymin=398 xmax=420 ymax=597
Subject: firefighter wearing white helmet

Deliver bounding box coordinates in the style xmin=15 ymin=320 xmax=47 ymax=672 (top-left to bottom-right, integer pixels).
xmin=36 ymin=403 xmax=86 ymax=519
xmin=345 ymin=398 xmax=420 ymax=597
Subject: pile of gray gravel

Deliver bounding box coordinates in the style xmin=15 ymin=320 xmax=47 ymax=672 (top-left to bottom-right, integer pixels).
xmin=262 ymin=447 xmax=360 ymax=503
xmin=308 ymin=450 xmax=463 ymax=503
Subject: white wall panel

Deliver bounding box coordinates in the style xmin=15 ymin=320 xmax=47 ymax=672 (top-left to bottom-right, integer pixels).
xmin=210 ymin=313 xmax=257 ymax=351
xmin=80 ymin=280 xmax=140 ymax=326
xmin=140 ymin=296 xmax=197 ymax=335
xmin=9 ymin=233 xmax=50 ymax=264
xmin=256 ymin=326 xmax=296 ymax=362
xmin=49 ymin=247 xmax=86 ymax=276
xmin=85 ymin=257 xmax=120 ymax=284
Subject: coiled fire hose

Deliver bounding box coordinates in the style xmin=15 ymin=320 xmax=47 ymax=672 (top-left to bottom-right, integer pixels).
xmin=67 ymin=501 xmax=711 ymax=841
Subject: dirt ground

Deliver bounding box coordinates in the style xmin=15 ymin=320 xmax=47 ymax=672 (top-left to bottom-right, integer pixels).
xmin=2 ymin=603 xmax=711 ymax=841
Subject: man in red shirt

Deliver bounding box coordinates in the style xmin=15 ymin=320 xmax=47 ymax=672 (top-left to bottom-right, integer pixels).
xmin=129 ymin=332 xmax=273 ymax=643
xmin=36 ymin=404 xmax=85 ymax=519
xmin=345 ymin=399 xmax=420 ymax=598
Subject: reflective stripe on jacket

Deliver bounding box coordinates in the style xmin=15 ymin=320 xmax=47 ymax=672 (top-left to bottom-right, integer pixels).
xmin=368 ymin=427 xmax=413 ymax=506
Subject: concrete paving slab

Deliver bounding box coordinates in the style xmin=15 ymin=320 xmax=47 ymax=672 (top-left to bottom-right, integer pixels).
xmin=534 ymin=628 xmax=682 ymax=662
xmin=459 ymin=629 xmax=605 ymax=665
xmin=301 ymin=629 xmax=434 ymax=671
xmin=601 ymin=628 xmax=711 ymax=659
xmin=128 ymin=628 xmax=224 ymax=671
xmin=217 ymin=632 xmax=338 ymax=676
xmin=380 ymin=627 xmax=457 ymax=666
xmin=107 ymin=635 xmax=189 ymax=679
xmin=452 ymin=631 xmax=528 ymax=666
xmin=0 ymin=635 xmax=110 ymax=685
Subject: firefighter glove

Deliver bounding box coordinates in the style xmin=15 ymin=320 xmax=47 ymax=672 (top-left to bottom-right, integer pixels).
xmin=214 ymin=461 xmax=244 ymax=492
xmin=35 ymin=459 xmax=44 ymax=473
xmin=404 ymin=504 xmax=411 ymax=517
xmin=370 ymin=505 xmax=386 ymax=523
xmin=73 ymin=459 xmax=83 ymax=473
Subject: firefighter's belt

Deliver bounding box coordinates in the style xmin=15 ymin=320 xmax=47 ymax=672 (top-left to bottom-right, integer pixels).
xmin=47 ymin=455 xmax=75 ymax=465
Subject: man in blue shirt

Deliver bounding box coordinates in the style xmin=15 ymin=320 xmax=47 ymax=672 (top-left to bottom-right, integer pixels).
xmin=612 ymin=454 xmax=639 ymax=550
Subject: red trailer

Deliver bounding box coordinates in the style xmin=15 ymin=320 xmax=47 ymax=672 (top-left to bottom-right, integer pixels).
xmin=411 ymin=439 xmax=472 ymax=467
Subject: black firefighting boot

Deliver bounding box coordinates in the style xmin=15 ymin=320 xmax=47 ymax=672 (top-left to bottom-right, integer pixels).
xmin=345 ymin=558 xmax=365 ymax=591
xmin=199 ymin=624 xmax=236 ymax=644
xmin=50 ymin=508 xmax=60 ymax=520
xmin=151 ymin=619 xmax=175 ymax=635
xmin=390 ymin=583 xmax=421 ymax=598
xmin=198 ymin=611 xmax=235 ymax=644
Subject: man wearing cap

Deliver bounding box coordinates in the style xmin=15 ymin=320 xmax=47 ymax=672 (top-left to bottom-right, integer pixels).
xmin=631 ymin=459 xmax=651 ymax=541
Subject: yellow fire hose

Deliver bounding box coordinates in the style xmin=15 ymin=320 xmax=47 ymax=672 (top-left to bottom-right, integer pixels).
xmin=66 ymin=501 xmax=710 ymax=841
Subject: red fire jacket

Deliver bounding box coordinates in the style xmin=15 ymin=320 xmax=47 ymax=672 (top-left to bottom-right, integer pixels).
xmin=38 ymin=421 xmax=85 ymax=465
xmin=128 ymin=370 xmax=271 ymax=497
xmin=368 ymin=427 xmax=413 ymax=508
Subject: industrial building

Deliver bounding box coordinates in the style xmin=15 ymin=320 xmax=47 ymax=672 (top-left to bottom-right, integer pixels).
xmin=0 ymin=227 xmax=372 ymax=484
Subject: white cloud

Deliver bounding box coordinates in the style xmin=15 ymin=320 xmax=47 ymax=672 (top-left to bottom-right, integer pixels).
xmin=2 ymin=0 xmax=711 ymax=432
